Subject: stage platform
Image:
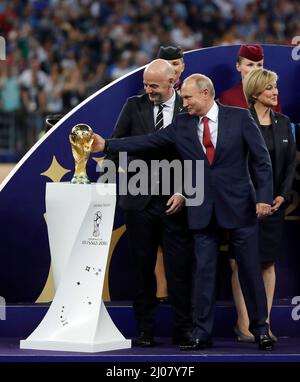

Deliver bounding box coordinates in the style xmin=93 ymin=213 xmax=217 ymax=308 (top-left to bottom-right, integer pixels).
xmin=0 ymin=337 xmax=300 ymax=362
xmin=0 ymin=301 xmax=299 ymax=362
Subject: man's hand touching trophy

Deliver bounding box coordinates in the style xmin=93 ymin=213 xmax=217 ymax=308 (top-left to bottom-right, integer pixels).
xmin=91 ymin=133 xmax=106 ymax=153
xmin=69 ymin=124 xmax=94 ymax=184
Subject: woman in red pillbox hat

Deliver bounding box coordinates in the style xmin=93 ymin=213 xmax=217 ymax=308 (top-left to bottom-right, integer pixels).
xmin=219 ymin=44 xmax=282 ymax=112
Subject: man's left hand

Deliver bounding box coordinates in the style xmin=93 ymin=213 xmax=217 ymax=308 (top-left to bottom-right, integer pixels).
xmin=165 ymin=194 xmax=185 ymax=215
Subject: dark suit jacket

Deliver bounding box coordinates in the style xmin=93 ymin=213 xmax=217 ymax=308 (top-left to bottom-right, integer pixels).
xmin=250 ymin=108 xmax=296 ymax=204
xmin=106 ymin=103 xmax=273 ymax=230
xmin=106 ymin=91 xmax=185 ymax=211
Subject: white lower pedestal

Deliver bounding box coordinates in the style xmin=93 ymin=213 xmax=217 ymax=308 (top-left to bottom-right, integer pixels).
xmin=20 ymin=183 xmax=131 ymax=353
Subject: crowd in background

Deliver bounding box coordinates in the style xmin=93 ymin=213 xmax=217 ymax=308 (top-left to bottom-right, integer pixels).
xmin=0 ymin=0 xmax=300 ymax=158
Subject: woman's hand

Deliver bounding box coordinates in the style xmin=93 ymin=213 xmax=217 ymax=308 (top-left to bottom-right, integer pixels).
xmin=270 ymin=196 xmax=285 ymax=214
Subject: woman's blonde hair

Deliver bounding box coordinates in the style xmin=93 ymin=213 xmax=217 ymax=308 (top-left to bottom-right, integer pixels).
xmin=243 ymin=68 xmax=278 ymax=106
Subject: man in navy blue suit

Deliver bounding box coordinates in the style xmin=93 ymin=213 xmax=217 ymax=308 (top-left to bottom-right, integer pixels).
xmin=92 ymin=73 xmax=274 ymax=351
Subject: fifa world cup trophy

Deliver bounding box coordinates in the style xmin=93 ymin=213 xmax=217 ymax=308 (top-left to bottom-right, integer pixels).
xmin=69 ymin=124 xmax=94 ymax=184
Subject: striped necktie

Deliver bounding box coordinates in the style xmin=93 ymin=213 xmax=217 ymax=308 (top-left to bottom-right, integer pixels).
xmin=155 ymin=104 xmax=165 ymax=130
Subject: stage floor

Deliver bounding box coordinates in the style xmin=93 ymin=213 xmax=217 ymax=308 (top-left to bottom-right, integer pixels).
xmin=1 ymin=336 xmax=300 ymax=362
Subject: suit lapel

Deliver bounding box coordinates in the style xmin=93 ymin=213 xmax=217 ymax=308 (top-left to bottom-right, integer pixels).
xmin=270 ymin=110 xmax=281 ymax=168
xmin=189 ymin=116 xmax=207 ymax=160
xmin=250 ymin=107 xmax=259 ymax=125
xmin=251 ymin=107 xmax=280 ymax=166
xmin=173 ymin=91 xmax=184 ymax=120
xmin=139 ymin=96 xmax=155 ymax=133
xmin=213 ymin=104 xmax=228 ymax=164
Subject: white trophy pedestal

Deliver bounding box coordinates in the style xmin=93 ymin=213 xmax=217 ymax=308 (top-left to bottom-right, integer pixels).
xmin=20 ymin=183 xmax=131 ymax=353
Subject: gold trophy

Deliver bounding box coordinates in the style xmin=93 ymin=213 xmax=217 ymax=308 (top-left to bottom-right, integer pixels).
xmin=69 ymin=124 xmax=94 ymax=184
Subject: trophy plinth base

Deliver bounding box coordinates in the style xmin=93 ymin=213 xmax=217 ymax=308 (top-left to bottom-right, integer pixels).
xmin=20 ymin=339 xmax=131 ymax=353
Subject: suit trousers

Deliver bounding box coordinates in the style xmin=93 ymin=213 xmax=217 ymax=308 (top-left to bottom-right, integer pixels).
xmin=192 ymin=221 xmax=268 ymax=340
xmin=124 ymin=196 xmax=192 ymax=337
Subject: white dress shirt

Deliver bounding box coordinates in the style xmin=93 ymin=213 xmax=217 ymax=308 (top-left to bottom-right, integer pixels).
xmin=197 ymin=101 xmax=219 ymax=153
xmin=153 ymin=90 xmax=176 ymax=128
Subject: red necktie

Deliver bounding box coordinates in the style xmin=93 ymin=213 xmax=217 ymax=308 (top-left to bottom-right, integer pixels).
xmin=202 ymin=116 xmax=215 ymax=165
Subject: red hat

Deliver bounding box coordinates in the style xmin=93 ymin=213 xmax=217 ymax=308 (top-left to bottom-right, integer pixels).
xmin=238 ymin=45 xmax=264 ymax=61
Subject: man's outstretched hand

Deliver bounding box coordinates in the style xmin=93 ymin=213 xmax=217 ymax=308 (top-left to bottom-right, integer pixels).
xmin=91 ymin=133 xmax=106 ymax=152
